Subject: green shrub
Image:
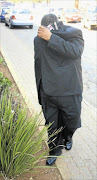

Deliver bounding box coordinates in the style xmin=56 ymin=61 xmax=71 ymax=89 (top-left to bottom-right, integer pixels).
xmin=0 ymin=89 xmax=49 ymax=180
xmin=0 ymin=72 xmax=11 ymax=94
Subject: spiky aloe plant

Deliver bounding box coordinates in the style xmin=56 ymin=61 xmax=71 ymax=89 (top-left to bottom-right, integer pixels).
xmin=0 ymin=89 xmax=49 ymax=180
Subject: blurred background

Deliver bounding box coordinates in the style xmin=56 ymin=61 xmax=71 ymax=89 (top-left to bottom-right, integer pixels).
xmin=0 ymin=0 xmax=97 ymax=29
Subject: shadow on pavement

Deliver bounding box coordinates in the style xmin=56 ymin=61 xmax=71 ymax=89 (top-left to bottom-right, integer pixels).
xmin=0 ymin=22 xmax=33 ymax=30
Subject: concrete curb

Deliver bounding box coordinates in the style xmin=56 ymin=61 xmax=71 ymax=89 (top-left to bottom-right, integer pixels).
xmin=1 ymin=47 xmax=96 ymax=179
xmin=1 ymin=47 xmax=72 ymax=179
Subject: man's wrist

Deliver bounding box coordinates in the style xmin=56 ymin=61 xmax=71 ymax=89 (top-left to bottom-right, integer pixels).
xmin=47 ymin=32 xmax=52 ymax=41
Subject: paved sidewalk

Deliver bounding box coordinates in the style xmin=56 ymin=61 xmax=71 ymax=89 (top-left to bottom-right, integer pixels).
xmin=0 ymin=24 xmax=97 ymax=180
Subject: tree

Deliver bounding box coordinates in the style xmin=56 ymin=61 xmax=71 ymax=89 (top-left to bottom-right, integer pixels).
xmin=75 ymin=0 xmax=79 ymax=9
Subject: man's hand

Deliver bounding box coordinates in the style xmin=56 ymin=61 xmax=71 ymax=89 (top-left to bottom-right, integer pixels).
xmin=38 ymin=26 xmax=52 ymax=41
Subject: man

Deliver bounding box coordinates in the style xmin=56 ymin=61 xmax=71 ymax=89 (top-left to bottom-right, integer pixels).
xmin=34 ymin=14 xmax=84 ymax=166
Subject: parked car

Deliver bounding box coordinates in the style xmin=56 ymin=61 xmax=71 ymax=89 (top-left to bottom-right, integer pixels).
xmin=83 ymin=6 xmax=97 ymax=30
xmin=64 ymin=8 xmax=81 ymax=23
xmin=5 ymin=8 xmax=33 ymax=29
xmin=0 ymin=7 xmax=10 ymax=22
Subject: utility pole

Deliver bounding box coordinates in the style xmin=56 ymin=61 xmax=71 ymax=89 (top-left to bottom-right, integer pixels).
xmin=75 ymin=0 xmax=79 ymax=9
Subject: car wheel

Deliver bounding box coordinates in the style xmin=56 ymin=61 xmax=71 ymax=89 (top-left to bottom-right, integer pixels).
xmin=29 ymin=25 xmax=33 ymax=29
xmin=9 ymin=23 xmax=13 ymax=29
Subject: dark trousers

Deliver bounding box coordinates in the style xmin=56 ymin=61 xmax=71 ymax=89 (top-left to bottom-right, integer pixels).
xmin=40 ymin=88 xmax=82 ymax=155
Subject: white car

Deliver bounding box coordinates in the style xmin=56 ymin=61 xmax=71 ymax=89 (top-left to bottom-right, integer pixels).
xmin=5 ymin=8 xmax=33 ymax=29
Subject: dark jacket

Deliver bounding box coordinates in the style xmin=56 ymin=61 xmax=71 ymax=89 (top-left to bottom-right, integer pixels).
xmin=34 ymin=24 xmax=84 ymax=104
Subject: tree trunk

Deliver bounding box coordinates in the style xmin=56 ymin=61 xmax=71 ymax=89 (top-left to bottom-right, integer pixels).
xmin=75 ymin=0 xmax=79 ymax=9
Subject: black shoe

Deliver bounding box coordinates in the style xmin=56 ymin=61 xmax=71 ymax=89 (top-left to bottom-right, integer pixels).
xmin=64 ymin=140 xmax=72 ymax=150
xmin=46 ymin=151 xmax=62 ymax=166
xmin=46 ymin=156 xmax=57 ymax=166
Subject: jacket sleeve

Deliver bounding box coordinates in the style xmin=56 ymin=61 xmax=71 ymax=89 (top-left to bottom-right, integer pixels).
xmin=47 ymin=29 xmax=84 ymax=59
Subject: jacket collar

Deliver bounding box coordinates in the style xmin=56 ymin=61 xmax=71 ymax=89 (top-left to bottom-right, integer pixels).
xmin=57 ymin=21 xmax=64 ymax=29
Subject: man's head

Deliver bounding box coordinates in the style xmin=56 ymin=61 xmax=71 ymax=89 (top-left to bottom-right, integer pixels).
xmin=41 ymin=14 xmax=58 ymax=26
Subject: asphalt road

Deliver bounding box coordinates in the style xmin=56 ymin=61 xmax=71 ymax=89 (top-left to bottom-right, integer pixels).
xmin=0 ymin=21 xmax=97 ymax=108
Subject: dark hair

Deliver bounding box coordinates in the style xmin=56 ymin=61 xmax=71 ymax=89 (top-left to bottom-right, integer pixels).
xmin=41 ymin=14 xmax=58 ymax=26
